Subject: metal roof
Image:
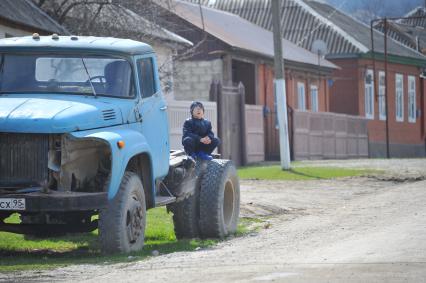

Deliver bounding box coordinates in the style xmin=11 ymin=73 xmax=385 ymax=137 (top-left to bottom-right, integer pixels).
xmin=0 ymin=0 xmax=69 ymax=35
xmin=60 ymin=3 xmax=192 ymax=47
xmin=401 ymin=7 xmax=426 ymax=27
xmin=170 ymin=0 xmax=337 ymax=69
xmin=188 ymin=0 xmax=426 ymax=61
xmin=376 ymin=21 xmax=426 ymax=52
xmin=0 ymin=36 xmax=154 ymax=55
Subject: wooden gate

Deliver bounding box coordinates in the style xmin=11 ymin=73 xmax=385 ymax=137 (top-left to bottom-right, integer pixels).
xmin=264 ymin=106 xmax=294 ymax=161
xmin=210 ymin=81 xmax=247 ymax=166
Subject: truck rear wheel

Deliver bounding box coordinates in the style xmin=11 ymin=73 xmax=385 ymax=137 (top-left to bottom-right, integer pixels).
xmin=168 ymin=188 xmax=200 ymax=239
xmin=99 ymin=171 xmax=146 ymax=253
xmin=199 ymin=160 xmax=240 ymax=238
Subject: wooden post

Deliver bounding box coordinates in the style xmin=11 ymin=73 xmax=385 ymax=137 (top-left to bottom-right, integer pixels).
xmin=238 ymin=82 xmax=247 ymax=166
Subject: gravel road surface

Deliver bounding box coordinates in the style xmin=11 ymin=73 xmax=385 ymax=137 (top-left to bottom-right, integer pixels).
xmin=2 ymin=159 xmax=426 ymax=283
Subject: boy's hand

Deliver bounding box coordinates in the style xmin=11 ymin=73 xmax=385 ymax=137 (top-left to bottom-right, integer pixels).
xmin=200 ymin=136 xmax=211 ymax=144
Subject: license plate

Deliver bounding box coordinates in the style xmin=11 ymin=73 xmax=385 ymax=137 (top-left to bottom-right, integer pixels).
xmin=0 ymin=198 xmax=26 ymax=210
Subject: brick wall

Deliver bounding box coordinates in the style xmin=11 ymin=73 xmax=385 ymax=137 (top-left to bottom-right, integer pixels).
xmin=174 ymin=59 xmax=223 ymax=101
xmin=329 ymin=57 xmax=426 ymax=157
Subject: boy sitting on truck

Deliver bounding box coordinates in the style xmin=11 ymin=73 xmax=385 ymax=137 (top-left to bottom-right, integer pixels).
xmin=182 ymin=101 xmax=220 ymax=161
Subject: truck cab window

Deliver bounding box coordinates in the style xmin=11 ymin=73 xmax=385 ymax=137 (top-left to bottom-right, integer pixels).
xmin=137 ymin=58 xmax=156 ymax=98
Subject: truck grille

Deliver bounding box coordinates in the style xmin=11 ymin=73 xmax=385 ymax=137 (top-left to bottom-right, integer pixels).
xmin=0 ymin=133 xmax=49 ymax=188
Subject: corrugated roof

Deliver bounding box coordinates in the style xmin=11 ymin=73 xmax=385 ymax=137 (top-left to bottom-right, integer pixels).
xmin=169 ymin=0 xmax=337 ymax=69
xmin=187 ymin=0 xmax=426 ymax=61
xmin=0 ymin=0 xmax=69 ymax=35
xmin=304 ymin=1 xmax=426 ymax=60
xmin=58 ymin=3 xmax=192 ymax=47
xmin=401 ymin=6 xmax=426 ymax=27
xmin=376 ymin=21 xmax=426 ymax=52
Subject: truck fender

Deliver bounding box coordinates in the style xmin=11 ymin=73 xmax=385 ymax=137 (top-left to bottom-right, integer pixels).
xmin=70 ymin=128 xmax=154 ymax=200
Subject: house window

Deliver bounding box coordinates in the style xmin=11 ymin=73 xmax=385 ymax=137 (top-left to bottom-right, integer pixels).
xmin=364 ymin=69 xmax=374 ymax=119
xmin=395 ymin=74 xmax=404 ymax=122
xmin=297 ymin=82 xmax=306 ymax=110
xmin=378 ymin=71 xmax=386 ymax=120
xmin=408 ymin=75 xmax=416 ymax=123
xmin=310 ymin=85 xmax=318 ymax=112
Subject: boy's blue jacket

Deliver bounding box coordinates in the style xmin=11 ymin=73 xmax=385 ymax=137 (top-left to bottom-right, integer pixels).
xmin=182 ymin=117 xmax=215 ymax=142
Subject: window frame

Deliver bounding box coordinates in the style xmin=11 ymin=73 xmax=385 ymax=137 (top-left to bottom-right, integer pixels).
xmin=0 ymin=52 xmax=136 ymax=99
xmin=136 ymin=56 xmax=158 ymax=99
xmin=378 ymin=71 xmax=386 ymax=121
xmin=364 ymin=69 xmax=374 ymax=119
xmin=395 ymin=73 xmax=404 ymax=122
xmin=310 ymin=85 xmax=319 ymax=112
xmin=297 ymin=82 xmax=306 ymax=111
xmin=408 ymin=75 xmax=416 ymax=123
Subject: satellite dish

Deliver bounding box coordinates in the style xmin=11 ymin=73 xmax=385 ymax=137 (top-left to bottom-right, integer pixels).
xmin=311 ymin=39 xmax=328 ymax=56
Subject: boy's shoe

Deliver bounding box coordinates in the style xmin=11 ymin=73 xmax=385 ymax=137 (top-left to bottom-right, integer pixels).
xmin=197 ymin=151 xmax=213 ymax=161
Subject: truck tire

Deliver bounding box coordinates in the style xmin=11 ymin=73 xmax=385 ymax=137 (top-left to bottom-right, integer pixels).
xmin=199 ymin=159 xmax=240 ymax=238
xmin=168 ymin=188 xmax=200 ymax=239
xmin=99 ymin=171 xmax=146 ymax=253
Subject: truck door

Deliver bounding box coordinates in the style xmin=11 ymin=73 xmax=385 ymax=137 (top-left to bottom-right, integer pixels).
xmin=134 ymin=54 xmax=170 ymax=178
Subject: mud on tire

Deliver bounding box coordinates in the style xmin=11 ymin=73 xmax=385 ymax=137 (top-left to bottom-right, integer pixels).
xmin=199 ymin=159 xmax=240 ymax=238
xmin=99 ymin=171 xmax=146 ymax=253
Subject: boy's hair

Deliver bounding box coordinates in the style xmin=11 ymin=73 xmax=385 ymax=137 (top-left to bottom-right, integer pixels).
xmin=190 ymin=101 xmax=204 ymax=114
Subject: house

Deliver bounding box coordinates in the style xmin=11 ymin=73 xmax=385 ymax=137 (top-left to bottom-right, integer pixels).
xmin=374 ymin=7 xmax=426 ymax=54
xmin=154 ymin=0 xmax=339 ymax=161
xmin=202 ymin=0 xmax=426 ymax=158
xmin=0 ymin=0 xmax=68 ymax=38
xmin=36 ymin=2 xmax=193 ymax=98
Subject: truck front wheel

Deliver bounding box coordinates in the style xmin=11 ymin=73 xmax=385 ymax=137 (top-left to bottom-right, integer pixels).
xmin=199 ymin=160 xmax=240 ymax=238
xmin=99 ymin=171 xmax=146 ymax=253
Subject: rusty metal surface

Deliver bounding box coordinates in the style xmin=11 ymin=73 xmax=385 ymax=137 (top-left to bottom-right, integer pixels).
xmin=172 ymin=0 xmax=338 ymax=69
xmin=0 ymin=133 xmax=48 ymax=188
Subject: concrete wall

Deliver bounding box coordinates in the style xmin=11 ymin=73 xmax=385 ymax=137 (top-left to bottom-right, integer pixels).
xmin=150 ymin=42 xmax=176 ymax=100
xmin=174 ymin=59 xmax=223 ymax=101
xmin=0 ymin=24 xmax=30 ymax=38
xmin=293 ymin=110 xmax=369 ymax=160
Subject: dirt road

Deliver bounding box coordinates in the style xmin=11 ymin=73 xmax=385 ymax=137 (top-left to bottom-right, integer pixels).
xmin=3 ymin=159 xmax=426 ymax=282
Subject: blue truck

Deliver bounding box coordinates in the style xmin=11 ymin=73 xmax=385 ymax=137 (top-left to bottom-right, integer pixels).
xmin=0 ymin=35 xmax=240 ymax=253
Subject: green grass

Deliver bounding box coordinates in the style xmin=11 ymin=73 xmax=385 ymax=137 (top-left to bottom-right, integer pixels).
xmin=0 ymin=208 xmax=217 ymax=272
xmin=238 ymin=165 xmax=374 ymax=180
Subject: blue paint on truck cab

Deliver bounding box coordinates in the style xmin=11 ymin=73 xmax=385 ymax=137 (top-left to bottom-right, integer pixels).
xmin=0 ymin=36 xmax=170 ymax=202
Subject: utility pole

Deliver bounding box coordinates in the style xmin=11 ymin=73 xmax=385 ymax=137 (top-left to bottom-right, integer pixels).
xmin=271 ymin=0 xmax=291 ymax=170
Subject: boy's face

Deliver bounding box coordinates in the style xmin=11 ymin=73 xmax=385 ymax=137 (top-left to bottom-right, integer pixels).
xmin=192 ymin=106 xmax=204 ymax=119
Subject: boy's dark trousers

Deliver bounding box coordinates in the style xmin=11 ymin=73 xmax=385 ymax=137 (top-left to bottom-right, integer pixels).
xmin=183 ymin=136 xmax=220 ymax=155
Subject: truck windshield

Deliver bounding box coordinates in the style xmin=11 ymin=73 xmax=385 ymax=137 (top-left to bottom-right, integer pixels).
xmin=0 ymin=54 xmax=134 ymax=98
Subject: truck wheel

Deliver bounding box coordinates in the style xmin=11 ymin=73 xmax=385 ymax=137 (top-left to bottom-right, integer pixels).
xmin=168 ymin=188 xmax=200 ymax=239
xmin=99 ymin=171 xmax=146 ymax=253
xmin=199 ymin=160 xmax=240 ymax=238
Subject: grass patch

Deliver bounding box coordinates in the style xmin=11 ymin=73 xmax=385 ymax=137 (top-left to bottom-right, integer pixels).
xmin=238 ymin=165 xmax=374 ymax=180
xmin=0 ymin=207 xmax=217 ymax=273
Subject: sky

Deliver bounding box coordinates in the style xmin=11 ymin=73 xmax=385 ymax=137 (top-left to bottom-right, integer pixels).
xmin=323 ymin=0 xmax=424 ymax=22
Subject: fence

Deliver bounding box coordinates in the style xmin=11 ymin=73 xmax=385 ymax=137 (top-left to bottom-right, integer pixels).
xmin=292 ymin=110 xmax=368 ymax=160
xmin=245 ymin=105 xmax=265 ymax=163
